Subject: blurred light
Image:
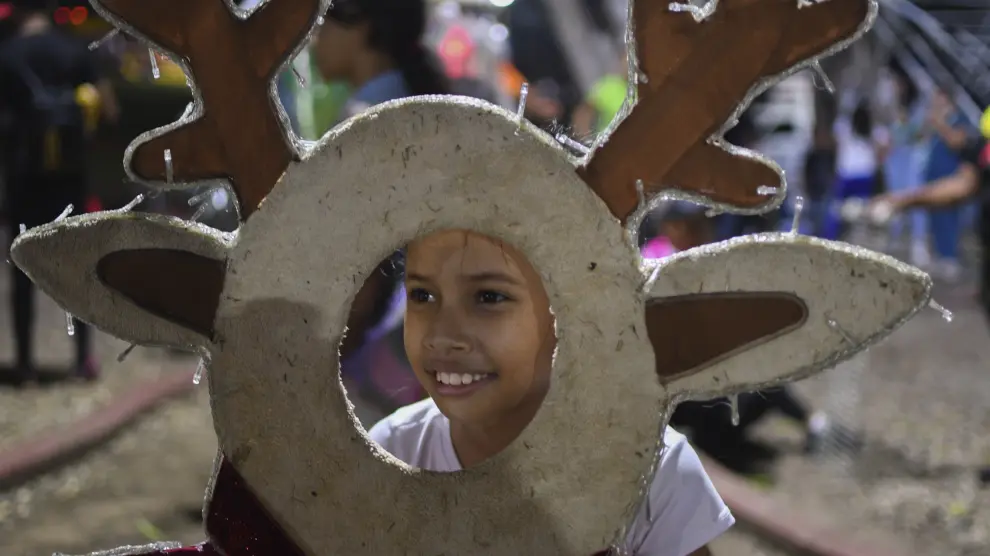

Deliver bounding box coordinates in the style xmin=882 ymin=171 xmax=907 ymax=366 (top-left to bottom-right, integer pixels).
xmin=69 ymin=6 xmax=87 ymax=26
xmin=489 ymin=0 xmax=514 ymax=7
xmin=53 ymin=7 xmax=70 ymax=25
xmin=437 ymin=1 xmax=461 ymax=20
xmin=0 ymin=3 xmax=12 ymax=21
xmin=488 ymin=23 xmax=509 ymax=43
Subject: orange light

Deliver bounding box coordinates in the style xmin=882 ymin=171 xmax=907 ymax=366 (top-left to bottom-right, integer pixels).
xmin=53 ymin=7 xmax=70 ymax=25
xmin=69 ymin=6 xmax=88 ymax=26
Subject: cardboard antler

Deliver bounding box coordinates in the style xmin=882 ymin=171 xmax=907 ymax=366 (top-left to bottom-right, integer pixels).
xmin=93 ymin=0 xmax=325 ymax=219
xmin=579 ymin=0 xmax=873 ymax=225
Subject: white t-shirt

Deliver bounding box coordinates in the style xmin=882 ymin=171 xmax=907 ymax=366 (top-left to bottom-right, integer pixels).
xmin=370 ymin=399 xmax=735 ymax=556
xmin=833 ymin=118 xmax=880 ymax=180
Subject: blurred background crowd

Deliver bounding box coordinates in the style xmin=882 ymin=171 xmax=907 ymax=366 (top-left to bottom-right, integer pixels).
xmin=1 ymin=0 xmax=989 ymax=554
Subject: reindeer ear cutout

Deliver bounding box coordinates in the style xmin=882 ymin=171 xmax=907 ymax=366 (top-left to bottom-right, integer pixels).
xmin=92 ymin=0 xmax=328 ymax=219
xmin=97 ymin=249 xmax=226 ymax=337
xmin=644 ymin=234 xmax=930 ymax=400
xmin=646 ymin=292 xmax=808 ymax=382
xmin=580 ymin=0 xmax=874 ymax=224
xmin=10 ymin=213 xmax=230 ymax=349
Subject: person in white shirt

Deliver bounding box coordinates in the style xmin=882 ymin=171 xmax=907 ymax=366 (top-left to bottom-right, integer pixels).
xmin=369 ymin=229 xmax=734 ymax=556
xmin=822 ymin=102 xmax=882 ymax=240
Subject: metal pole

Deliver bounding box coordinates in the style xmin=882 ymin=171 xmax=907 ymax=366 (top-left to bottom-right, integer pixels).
xmin=880 ymin=10 xmax=983 ymax=125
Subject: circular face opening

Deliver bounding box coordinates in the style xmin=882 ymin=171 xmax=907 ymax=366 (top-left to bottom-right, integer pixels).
xmin=341 ymin=229 xmax=557 ymax=471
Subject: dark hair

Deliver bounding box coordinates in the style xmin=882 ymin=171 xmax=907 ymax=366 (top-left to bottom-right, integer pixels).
xmin=325 ymin=0 xmax=450 ymax=96
xmin=851 ymin=103 xmax=872 ymax=139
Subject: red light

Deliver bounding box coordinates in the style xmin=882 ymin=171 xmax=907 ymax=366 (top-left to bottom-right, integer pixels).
xmin=0 ymin=3 xmax=13 ymax=21
xmin=53 ymin=7 xmax=70 ymax=25
xmin=69 ymin=6 xmax=88 ymax=26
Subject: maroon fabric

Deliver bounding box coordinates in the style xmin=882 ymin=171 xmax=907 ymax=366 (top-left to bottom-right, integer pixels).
xmin=112 ymin=457 xmax=611 ymax=555
xmin=204 ymin=459 xmax=306 ymax=556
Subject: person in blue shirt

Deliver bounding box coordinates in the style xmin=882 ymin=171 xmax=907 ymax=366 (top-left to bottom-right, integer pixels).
xmin=311 ymin=0 xmax=450 ymax=123
xmin=920 ymin=88 xmax=972 ymax=282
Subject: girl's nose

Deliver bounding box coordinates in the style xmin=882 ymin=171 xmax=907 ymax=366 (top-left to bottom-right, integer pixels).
xmin=424 ymin=334 xmax=470 ymax=355
xmin=423 ymin=315 xmax=471 ymax=355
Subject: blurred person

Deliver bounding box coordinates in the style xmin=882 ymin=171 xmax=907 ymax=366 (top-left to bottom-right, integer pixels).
xmin=919 ymin=88 xmax=972 ymax=282
xmin=498 ymin=59 xmax=563 ymax=124
xmin=571 ymin=53 xmax=627 ymax=139
xmin=0 ymin=0 xmax=118 ymax=382
xmin=875 ymin=72 xmax=930 ymax=264
xmin=312 ymin=0 xmax=449 ymax=122
xmin=872 ymin=129 xmax=990 ymax=486
xmin=311 ymin=0 xmax=451 ymax=418
xmin=802 ymin=125 xmax=836 ymax=237
xmin=821 ymin=102 xmax=880 ymax=240
xmin=506 ymin=0 xmax=581 ymax=129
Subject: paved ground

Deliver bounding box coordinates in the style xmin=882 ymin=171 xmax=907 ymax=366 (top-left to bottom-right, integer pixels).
xmin=0 ymin=260 xmax=199 ymax=454
xmin=749 ymin=278 xmax=990 ymax=556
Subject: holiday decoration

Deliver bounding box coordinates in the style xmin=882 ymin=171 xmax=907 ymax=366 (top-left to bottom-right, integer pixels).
xmin=12 ymin=0 xmax=933 ymax=554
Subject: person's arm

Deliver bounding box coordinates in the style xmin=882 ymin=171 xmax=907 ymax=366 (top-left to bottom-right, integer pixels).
xmin=571 ymin=102 xmax=596 ymax=139
xmin=894 ymin=163 xmax=978 ymax=209
xmin=931 ymin=117 xmax=968 ymax=150
xmin=689 ymin=548 xmax=712 ymax=556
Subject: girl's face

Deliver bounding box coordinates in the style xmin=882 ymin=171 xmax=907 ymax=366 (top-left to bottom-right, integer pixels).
xmin=313 ymin=18 xmax=367 ymax=82
xmin=404 ymin=230 xmax=555 ymax=429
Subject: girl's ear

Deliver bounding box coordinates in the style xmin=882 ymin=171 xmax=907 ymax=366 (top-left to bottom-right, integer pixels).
xmin=643 ymin=234 xmax=931 ymax=400
xmin=11 ymin=213 xmax=230 ymax=350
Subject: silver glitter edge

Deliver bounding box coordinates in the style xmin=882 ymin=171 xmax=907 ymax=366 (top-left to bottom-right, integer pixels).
xmin=643 ymin=232 xmax=934 ymax=405
xmin=88 ymin=0 xmax=333 ymax=222
xmin=201 ymin=448 xmax=226 ymax=523
xmin=587 ymin=0 xmax=880 ymax=260
xmin=54 ymin=541 xmax=185 ymax=556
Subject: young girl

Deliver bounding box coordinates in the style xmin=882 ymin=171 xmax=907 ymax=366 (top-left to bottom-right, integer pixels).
xmin=370 ymin=229 xmax=734 ymax=556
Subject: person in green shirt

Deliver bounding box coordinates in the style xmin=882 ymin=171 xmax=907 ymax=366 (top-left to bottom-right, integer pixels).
xmin=572 ymin=55 xmax=628 ymax=139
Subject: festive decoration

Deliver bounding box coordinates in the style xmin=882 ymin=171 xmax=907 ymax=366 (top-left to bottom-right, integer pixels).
xmin=11 ymin=0 xmax=933 ymax=555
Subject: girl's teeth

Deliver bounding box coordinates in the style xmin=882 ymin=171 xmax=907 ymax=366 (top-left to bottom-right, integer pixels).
xmin=437 ymin=372 xmax=488 ymax=386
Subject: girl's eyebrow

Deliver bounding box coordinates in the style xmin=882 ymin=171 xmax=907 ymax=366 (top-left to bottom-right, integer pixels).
xmin=465 ymin=271 xmax=522 ymax=286
xmin=405 ymin=272 xmax=431 ymax=283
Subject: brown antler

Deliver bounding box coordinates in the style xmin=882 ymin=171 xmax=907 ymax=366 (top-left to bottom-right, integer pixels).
xmin=93 ymin=0 xmax=325 ymax=219
xmin=579 ymin=0 xmax=873 ymax=225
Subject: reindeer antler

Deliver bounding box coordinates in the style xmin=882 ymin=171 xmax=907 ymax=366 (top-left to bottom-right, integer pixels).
xmin=92 ymin=0 xmax=326 ymax=220
xmin=579 ymin=0 xmax=875 ymax=225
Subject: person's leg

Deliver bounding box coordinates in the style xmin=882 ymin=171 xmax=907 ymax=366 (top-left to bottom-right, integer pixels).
xmin=909 ymin=205 xmax=931 ymax=266
xmin=930 ymin=205 xmax=963 ymax=281
xmin=7 ymin=214 xmax=35 ymax=373
xmin=822 ymin=177 xmax=845 ymax=240
xmin=64 ymin=177 xmax=98 ymax=379
xmin=884 ymin=150 xmax=911 ymax=246
xmin=760 ymin=387 xmax=810 ymax=424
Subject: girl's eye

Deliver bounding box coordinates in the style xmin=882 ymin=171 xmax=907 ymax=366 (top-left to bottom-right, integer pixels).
xmin=477 ymin=290 xmax=509 ymax=304
xmin=408 ymin=288 xmax=434 ymax=304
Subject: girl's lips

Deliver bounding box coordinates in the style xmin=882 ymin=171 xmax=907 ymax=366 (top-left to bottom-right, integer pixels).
xmin=432 ymin=373 xmax=497 ymax=397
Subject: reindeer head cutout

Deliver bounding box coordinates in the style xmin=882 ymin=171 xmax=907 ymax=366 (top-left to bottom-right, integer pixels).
xmin=10 ymin=0 xmax=930 ymax=554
